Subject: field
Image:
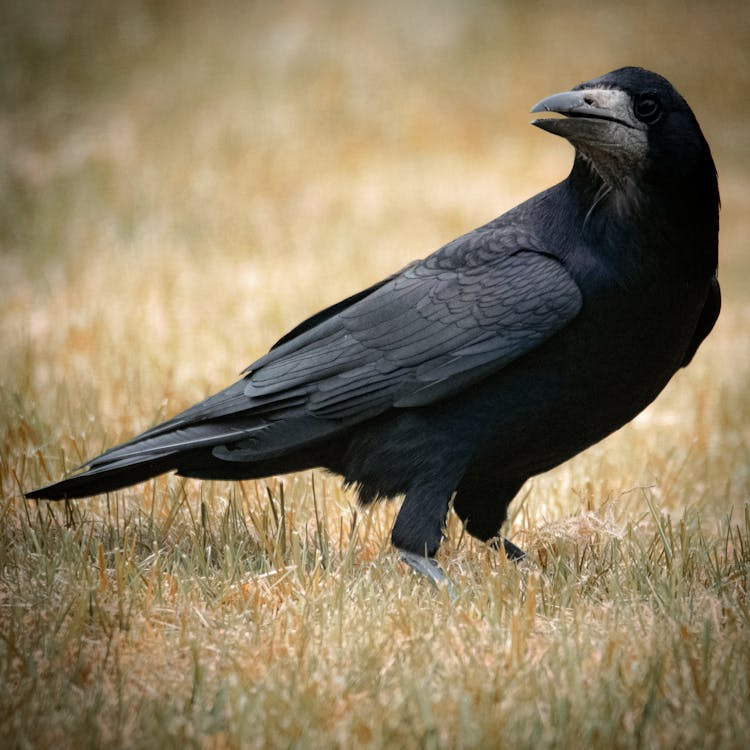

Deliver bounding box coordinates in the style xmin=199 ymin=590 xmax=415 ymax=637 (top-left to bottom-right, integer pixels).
xmin=1 ymin=1 xmax=749 ymax=747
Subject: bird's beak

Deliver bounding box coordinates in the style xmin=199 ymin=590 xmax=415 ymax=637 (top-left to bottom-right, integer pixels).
xmin=530 ymin=87 xmax=639 ymax=140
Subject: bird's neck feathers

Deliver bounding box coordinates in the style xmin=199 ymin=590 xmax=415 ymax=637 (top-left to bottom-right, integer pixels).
xmin=568 ymin=150 xmax=719 ymax=279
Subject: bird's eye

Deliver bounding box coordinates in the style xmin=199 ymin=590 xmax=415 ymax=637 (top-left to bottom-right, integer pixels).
xmin=634 ymin=95 xmax=661 ymax=125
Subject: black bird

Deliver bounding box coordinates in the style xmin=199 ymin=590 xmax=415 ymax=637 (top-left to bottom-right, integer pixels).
xmin=27 ymin=67 xmax=720 ymax=583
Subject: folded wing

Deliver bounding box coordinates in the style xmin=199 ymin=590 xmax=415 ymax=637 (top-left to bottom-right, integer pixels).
xmin=243 ymin=230 xmax=582 ymax=424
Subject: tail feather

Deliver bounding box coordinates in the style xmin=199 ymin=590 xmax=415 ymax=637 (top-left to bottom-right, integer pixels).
xmin=25 ymin=417 xmax=268 ymax=501
xmin=25 ymin=377 xmax=346 ymax=502
xmin=25 ymin=452 xmax=183 ymax=500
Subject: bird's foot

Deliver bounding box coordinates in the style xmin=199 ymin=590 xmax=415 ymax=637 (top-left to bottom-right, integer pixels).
xmin=398 ymin=550 xmax=458 ymax=601
xmin=491 ymin=535 xmax=538 ymax=574
xmin=487 ymin=535 xmax=526 ymax=561
xmin=499 ymin=536 xmax=526 ymax=561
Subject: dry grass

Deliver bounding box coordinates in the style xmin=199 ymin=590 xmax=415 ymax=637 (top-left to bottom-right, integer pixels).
xmin=1 ymin=1 xmax=749 ymax=748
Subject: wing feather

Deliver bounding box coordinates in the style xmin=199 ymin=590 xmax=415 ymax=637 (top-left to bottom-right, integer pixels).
xmin=241 ymin=230 xmax=582 ymax=421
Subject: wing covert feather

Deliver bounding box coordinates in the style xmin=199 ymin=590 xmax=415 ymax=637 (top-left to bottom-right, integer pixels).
xmin=243 ymin=235 xmax=582 ymax=420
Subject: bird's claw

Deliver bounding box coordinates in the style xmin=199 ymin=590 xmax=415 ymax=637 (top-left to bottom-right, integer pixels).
xmin=499 ymin=536 xmax=526 ymax=561
xmin=398 ymin=550 xmax=458 ymax=601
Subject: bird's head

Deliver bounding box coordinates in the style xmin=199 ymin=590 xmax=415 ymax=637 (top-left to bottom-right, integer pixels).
xmin=531 ymin=67 xmax=719 ymax=267
xmin=531 ymin=67 xmax=717 ymax=200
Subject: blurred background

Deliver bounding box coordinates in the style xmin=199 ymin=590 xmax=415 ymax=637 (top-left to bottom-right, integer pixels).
xmin=1 ymin=0 xmax=748 ymax=506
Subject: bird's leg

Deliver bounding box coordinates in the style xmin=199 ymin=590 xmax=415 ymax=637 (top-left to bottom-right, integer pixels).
xmin=392 ymin=487 xmax=457 ymax=598
xmin=453 ymin=474 xmax=526 ymax=563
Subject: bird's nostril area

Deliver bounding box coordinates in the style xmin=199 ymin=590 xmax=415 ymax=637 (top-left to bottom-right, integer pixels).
xmin=584 ymin=95 xmax=595 ymax=106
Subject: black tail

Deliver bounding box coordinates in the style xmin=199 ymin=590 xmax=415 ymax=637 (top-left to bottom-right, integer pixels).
xmin=24 ymin=377 xmax=272 ymax=500
xmin=24 ymin=378 xmax=342 ymax=501
xmin=25 ymin=452 xmax=184 ymax=500
xmin=23 ymin=415 xmax=262 ymax=500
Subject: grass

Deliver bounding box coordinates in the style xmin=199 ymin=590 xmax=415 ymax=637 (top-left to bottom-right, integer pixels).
xmin=1 ymin=1 xmax=749 ymax=747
